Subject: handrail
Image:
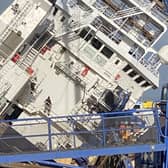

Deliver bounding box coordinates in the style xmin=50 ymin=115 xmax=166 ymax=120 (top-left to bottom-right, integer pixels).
xmin=0 ymin=107 xmax=166 ymax=164
xmin=0 ymin=109 xmax=161 ymax=153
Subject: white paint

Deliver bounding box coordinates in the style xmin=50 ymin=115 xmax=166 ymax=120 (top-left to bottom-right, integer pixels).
xmin=158 ymin=45 xmax=168 ymax=64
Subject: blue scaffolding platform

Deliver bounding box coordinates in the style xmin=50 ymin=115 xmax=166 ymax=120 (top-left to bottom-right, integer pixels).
xmin=0 ymin=103 xmax=167 ymax=167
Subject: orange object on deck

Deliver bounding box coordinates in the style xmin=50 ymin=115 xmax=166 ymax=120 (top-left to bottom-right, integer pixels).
xmin=11 ymin=53 xmax=21 ymax=63
xmin=26 ymin=67 xmax=34 ymax=75
xmin=81 ymin=66 xmax=90 ymax=77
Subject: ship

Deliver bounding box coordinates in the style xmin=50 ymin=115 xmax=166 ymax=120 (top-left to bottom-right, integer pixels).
xmin=0 ymin=0 xmax=168 ymax=167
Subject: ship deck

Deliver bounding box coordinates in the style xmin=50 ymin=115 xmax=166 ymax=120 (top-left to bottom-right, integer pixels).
xmin=17 ymin=51 xmax=83 ymax=117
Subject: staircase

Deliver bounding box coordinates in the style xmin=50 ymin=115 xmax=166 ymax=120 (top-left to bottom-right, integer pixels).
xmin=51 ymin=23 xmax=87 ymax=42
xmin=50 ymin=11 xmax=96 ymax=41
xmin=17 ymin=48 xmax=39 ymax=71
xmin=94 ymin=0 xmax=150 ymax=20
xmin=111 ymin=7 xmax=143 ymax=20
xmin=54 ymin=31 xmax=80 ymax=42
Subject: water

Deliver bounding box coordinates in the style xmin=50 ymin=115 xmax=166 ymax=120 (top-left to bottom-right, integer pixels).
xmin=143 ymin=65 xmax=168 ymax=101
xmin=0 ymin=0 xmax=14 ymax=15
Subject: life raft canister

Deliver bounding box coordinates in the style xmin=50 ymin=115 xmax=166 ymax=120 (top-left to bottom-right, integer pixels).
xmin=81 ymin=66 xmax=90 ymax=77
xmin=11 ymin=53 xmax=21 ymax=63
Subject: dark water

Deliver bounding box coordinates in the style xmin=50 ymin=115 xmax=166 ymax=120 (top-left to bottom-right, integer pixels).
xmin=0 ymin=0 xmax=14 ymax=14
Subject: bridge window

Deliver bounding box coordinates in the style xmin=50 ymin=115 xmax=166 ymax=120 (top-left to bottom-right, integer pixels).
xmin=101 ymin=46 xmax=113 ymax=59
xmin=128 ymin=71 xmax=137 ymax=77
xmin=122 ymin=64 xmax=131 ymax=72
xmin=91 ymin=38 xmax=102 ymax=49
xmin=135 ymin=76 xmax=145 ymax=83
xmin=79 ymin=28 xmax=93 ymax=41
xmin=141 ymin=82 xmax=151 ymax=87
xmin=79 ymin=29 xmax=88 ymax=38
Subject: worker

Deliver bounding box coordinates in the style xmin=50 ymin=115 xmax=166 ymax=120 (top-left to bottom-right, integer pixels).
xmin=44 ymin=96 xmax=52 ymax=116
xmin=30 ymin=76 xmax=37 ymax=94
xmin=30 ymin=81 xmax=36 ymax=94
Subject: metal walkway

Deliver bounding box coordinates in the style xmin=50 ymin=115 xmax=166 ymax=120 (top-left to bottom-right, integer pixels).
xmin=0 ymin=107 xmax=167 ymax=166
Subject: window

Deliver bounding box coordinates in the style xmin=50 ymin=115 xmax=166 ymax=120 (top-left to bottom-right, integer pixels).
xmin=135 ymin=76 xmax=145 ymax=83
xmin=79 ymin=28 xmax=93 ymax=41
xmin=141 ymin=82 xmax=150 ymax=87
xmin=79 ymin=29 xmax=88 ymax=38
xmin=115 ymin=59 xmax=120 ymax=65
xmin=123 ymin=64 xmax=131 ymax=72
xmin=91 ymin=38 xmax=102 ymax=49
xmin=112 ymin=32 xmax=122 ymax=44
xmin=128 ymin=71 xmax=137 ymax=77
xmin=101 ymin=46 xmax=113 ymax=59
xmin=85 ymin=33 xmax=92 ymax=41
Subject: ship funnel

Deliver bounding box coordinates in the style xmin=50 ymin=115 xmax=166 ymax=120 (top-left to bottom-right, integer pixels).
xmin=158 ymin=45 xmax=168 ymax=64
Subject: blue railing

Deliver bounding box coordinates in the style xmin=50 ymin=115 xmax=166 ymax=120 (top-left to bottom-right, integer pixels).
xmin=0 ymin=108 xmax=167 ymax=164
xmin=0 ymin=110 xmax=161 ymax=150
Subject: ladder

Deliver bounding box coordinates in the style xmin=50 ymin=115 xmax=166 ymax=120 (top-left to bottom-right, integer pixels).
xmin=17 ymin=48 xmax=39 ymax=71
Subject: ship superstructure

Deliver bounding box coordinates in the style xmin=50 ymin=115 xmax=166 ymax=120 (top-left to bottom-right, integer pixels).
xmin=0 ymin=0 xmax=168 ymax=167
xmin=0 ymin=0 xmax=166 ymax=111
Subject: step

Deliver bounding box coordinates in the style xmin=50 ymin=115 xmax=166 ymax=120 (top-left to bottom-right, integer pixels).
xmin=27 ymin=52 xmax=36 ymax=57
xmin=22 ymin=61 xmax=31 ymax=66
xmin=24 ymin=57 xmax=33 ymax=63
xmin=30 ymin=49 xmax=38 ymax=55
xmin=19 ymin=63 xmax=28 ymax=70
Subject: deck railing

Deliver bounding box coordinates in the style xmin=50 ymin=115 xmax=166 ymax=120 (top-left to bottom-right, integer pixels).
xmin=0 ymin=109 xmax=162 ymax=155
